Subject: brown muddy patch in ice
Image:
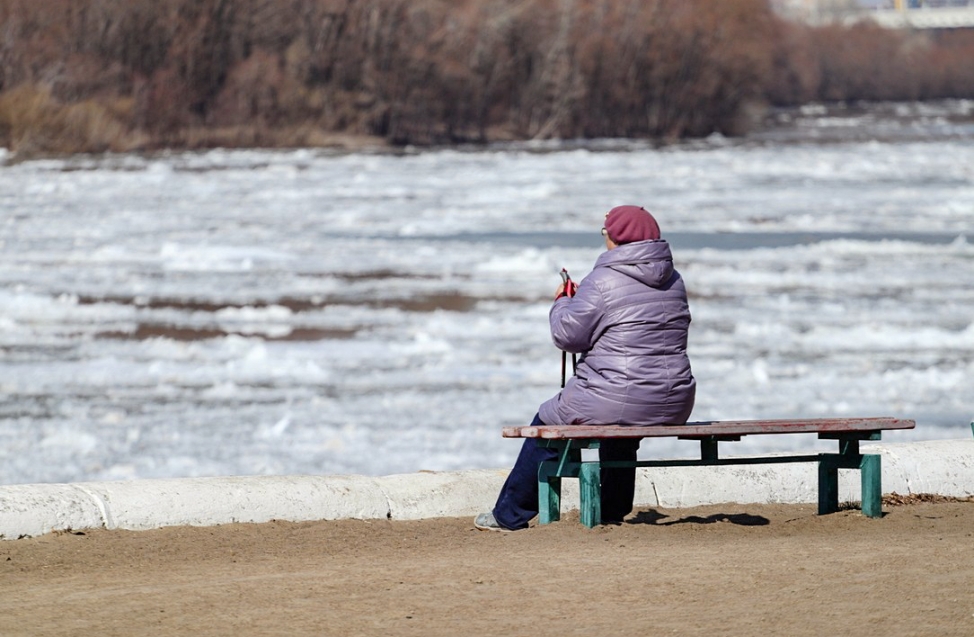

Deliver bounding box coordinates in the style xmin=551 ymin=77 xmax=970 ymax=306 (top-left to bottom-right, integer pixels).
xmin=78 ymin=291 xmax=520 ymax=314
xmin=95 ymin=324 xmax=359 ymax=342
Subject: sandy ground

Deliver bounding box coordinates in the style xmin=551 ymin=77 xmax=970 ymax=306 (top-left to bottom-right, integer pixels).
xmin=2 ymin=497 xmax=973 ymax=637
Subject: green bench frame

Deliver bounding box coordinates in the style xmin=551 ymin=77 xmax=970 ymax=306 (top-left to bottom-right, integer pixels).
xmin=502 ymin=417 xmax=917 ymax=528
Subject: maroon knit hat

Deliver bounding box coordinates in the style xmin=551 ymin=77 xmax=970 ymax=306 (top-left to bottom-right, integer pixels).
xmin=604 ymin=205 xmax=661 ymax=244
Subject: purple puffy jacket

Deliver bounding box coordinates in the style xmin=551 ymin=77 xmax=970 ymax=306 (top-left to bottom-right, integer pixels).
xmin=538 ymin=239 xmax=696 ymax=427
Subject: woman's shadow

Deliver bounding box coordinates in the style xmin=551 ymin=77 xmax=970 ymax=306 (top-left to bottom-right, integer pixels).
xmin=627 ymin=509 xmax=770 ymax=526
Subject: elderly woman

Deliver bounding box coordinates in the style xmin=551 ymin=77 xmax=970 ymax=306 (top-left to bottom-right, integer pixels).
xmin=476 ymin=205 xmax=696 ymax=531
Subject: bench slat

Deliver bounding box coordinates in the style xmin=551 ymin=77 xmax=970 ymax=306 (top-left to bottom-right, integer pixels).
xmin=502 ymin=417 xmax=915 ymax=440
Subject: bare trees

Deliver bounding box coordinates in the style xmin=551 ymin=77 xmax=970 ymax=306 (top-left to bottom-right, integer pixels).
xmin=1 ymin=0 xmax=973 ymax=154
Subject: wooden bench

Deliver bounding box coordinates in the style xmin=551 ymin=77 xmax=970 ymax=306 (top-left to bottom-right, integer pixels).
xmin=502 ymin=417 xmax=916 ymax=528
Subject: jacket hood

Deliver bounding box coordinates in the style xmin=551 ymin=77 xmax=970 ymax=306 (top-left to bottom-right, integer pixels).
xmin=594 ymin=239 xmax=674 ymax=288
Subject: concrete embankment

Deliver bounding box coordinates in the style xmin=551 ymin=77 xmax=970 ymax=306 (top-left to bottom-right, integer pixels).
xmin=2 ymin=440 xmax=972 ymax=539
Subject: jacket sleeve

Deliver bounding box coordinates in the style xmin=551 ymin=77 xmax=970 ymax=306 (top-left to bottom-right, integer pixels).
xmin=549 ymin=275 xmax=605 ymax=353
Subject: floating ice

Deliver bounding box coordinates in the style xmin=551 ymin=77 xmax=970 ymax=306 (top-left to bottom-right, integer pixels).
xmin=1 ymin=115 xmax=973 ymax=484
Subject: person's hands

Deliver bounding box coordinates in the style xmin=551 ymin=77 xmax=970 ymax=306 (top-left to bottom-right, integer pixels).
xmin=554 ymin=280 xmax=578 ymax=300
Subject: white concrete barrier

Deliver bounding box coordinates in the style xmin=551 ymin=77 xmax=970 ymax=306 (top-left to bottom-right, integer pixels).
xmin=636 ymin=440 xmax=974 ymax=509
xmin=0 ymin=475 xmax=391 ymax=538
xmin=377 ymin=469 xmax=512 ymax=520
xmin=83 ymin=474 xmax=392 ymax=531
xmin=0 ymin=484 xmax=106 ymax=540
xmin=1 ymin=440 xmax=972 ymax=539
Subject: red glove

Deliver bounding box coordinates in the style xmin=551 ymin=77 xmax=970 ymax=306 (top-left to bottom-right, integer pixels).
xmin=554 ymin=280 xmax=577 ymax=300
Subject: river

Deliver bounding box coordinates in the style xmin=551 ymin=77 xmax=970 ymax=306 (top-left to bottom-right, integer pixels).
xmin=1 ymin=100 xmax=972 ymax=484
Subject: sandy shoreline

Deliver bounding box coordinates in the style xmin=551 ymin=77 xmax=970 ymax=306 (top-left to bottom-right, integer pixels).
xmin=2 ymin=498 xmax=972 ymax=637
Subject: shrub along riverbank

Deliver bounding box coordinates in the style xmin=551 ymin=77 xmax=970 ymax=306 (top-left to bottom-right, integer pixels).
xmin=1 ymin=0 xmax=973 ymax=156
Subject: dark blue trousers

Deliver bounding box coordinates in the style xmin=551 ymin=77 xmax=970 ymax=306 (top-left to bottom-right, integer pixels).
xmin=492 ymin=414 xmax=639 ymax=530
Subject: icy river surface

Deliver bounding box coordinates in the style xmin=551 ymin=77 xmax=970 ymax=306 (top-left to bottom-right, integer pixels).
xmin=1 ymin=102 xmax=973 ymax=484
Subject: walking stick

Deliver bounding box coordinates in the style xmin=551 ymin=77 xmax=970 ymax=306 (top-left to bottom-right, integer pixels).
xmin=559 ymin=269 xmax=577 ymax=388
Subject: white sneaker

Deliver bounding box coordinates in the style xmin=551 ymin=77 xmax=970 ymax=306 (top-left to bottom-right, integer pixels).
xmin=474 ymin=512 xmax=515 ymax=532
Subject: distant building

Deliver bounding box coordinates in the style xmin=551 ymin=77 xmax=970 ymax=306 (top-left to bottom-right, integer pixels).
xmin=769 ymin=0 xmax=865 ymax=25
xmin=770 ymin=0 xmax=974 ymax=27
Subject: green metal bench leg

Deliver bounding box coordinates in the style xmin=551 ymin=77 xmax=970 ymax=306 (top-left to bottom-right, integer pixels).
xmin=700 ymin=437 xmax=719 ymax=462
xmin=860 ymin=454 xmax=882 ymax=518
xmin=818 ymin=459 xmax=839 ymax=515
xmin=538 ymin=461 xmax=561 ymax=525
xmin=537 ymin=442 xmax=585 ymax=525
xmin=579 ymin=463 xmax=601 ymax=528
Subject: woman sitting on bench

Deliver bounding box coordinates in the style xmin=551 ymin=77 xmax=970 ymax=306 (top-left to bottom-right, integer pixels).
xmin=476 ymin=205 xmax=697 ymax=531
